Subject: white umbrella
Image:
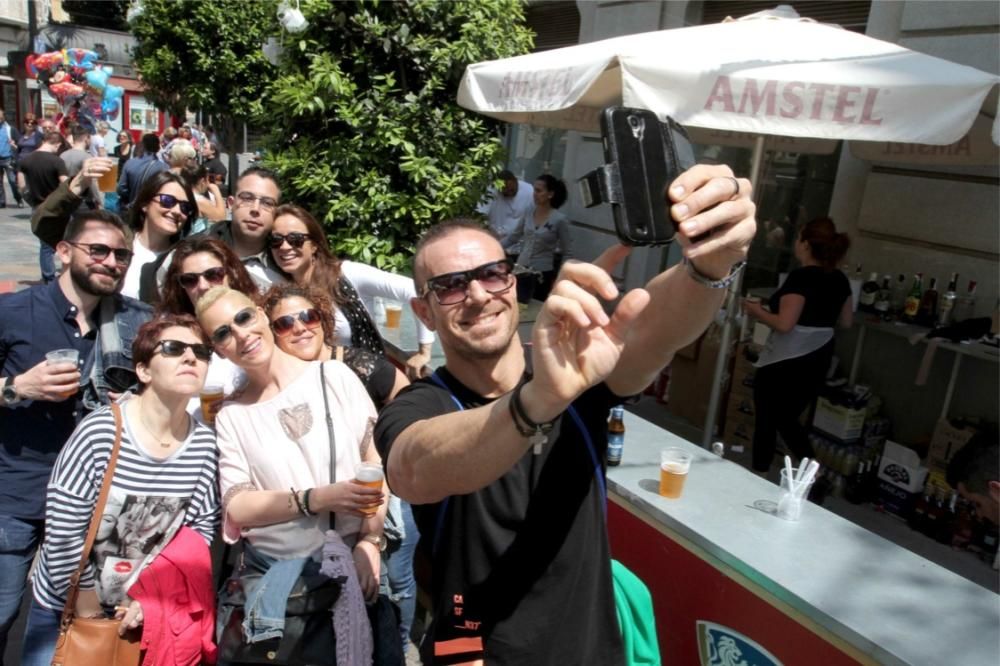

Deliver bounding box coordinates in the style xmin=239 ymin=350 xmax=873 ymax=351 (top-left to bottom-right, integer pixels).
xmin=456 ymin=9 xmax=1000 ymax=447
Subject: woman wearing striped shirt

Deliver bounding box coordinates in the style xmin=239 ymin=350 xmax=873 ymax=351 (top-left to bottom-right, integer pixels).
xmin=21 ymin=314 xmax=220 ymax=666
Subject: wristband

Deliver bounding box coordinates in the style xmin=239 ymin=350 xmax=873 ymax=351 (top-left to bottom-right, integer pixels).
xmin=683 ymin=257 xmax=746 ymax=289
xmin=508 ymin=381 xmax=556 ymax=455
xmin=290 ymin=487 xmax=308 ymax=517
xmin=303 ymin=487 xmax=316 ymax=516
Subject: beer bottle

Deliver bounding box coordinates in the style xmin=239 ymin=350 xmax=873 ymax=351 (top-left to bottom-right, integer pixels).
xmin=903 ymin=274 xmax=923 ymax=322
xmin=607 ymin=405 xmax=625 ymax=466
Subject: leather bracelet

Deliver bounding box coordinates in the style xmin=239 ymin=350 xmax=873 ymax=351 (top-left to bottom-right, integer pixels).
xmin=509 ymin=381 xmax=556 ymax=455
xmin=303 ymin=487 xmax=316 ymax=516
xmin=683 ymin=257 xmax=746 ymax=289
xmin=290 ymin=487 xmax=308 ymax=516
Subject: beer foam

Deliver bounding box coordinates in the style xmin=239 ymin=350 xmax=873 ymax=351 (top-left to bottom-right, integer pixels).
xmin=661 ymin=461 xmax=690 ymax=474
xmin=356 ymin=465 xmax=384 ymax=483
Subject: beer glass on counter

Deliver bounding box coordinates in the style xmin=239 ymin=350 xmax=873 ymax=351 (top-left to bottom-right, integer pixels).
xmin=354 ymin=462 xmax=384 ymax=516
xmin=659 ymin=447 xmax=691 ymax=499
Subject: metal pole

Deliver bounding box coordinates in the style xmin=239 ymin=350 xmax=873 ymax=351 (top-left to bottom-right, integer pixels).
xmin=701 ymin=135 xmax=765 ymax=448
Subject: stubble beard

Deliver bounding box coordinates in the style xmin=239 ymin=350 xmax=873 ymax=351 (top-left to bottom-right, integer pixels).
xmin=71 ymin=262 xmax=121 ymax=297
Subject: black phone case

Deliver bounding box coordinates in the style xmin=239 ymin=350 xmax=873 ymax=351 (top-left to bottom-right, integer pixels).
xmin=601 ymin=107 xmax=686 ymax=246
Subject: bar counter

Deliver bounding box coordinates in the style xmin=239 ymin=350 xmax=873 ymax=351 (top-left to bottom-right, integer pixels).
xmin=607 ymin=411 xmax=999 ymax=665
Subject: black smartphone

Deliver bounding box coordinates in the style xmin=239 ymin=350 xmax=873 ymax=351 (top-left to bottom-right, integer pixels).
xmin=578 ymin=107 xmax=694 ymax=246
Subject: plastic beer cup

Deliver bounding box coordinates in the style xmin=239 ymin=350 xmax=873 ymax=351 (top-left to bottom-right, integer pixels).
xmin=97 ymin=162 xmax=119 ymax=193
xmin=659 ymin=447 xmax=692 ymax=499
xmin=199 ymin=383 xmax=225 ymax=426
xmin=46 ymin=349 xmax=80 ymax=398
xmin=384 ymin=303 xmax=402 ymax=329
xmin=354 ymin=462 xmax=384 ymax=516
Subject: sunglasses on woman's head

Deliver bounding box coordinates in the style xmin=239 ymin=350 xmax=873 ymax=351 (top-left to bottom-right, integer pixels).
xmin=271 ymin=308 xmax=323 ymax=336
xmin=154 ymin=339 xmax=213 ymax=361
xmin=176 ymin=266 xmax=226 ymax=289
xmin=267 ymin=232 xmax=310 ymax=250
xmin=153 ymin=193 xmax=196 ymax=217
xmin=210 ymin=307 xmax=259 ymax=346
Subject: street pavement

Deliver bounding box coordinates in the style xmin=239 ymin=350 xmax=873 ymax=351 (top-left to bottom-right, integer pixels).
xmin=0 ymin=201 xmax=50 ymax=294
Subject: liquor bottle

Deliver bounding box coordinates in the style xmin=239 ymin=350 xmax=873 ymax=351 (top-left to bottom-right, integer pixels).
xmin=954 ymin=280 xmax=978 ymax=322
xmin=606 ymin=405 xmax=625 ymax=466
xmin=951 ymin=498 xmax=976 ymax=549
xmin=937 ymin=273 xmax=959 ymax=326
xmin=908 ymin=482 xmax=931 ymax=531
xmin=903 ymin=274 xmax=923 ymax=322
xmin=935 ymin=491 xmax=958 ymax=544
xmin=891 ymin=273 xmax=908 ymax=317
xmin=859 ymin=272 xmax=880 ymax=312
xmin=873 ymin=276 xmax=892 ymax=318
xmin=917 ymin=277 xmax=939 ymax=326
xmin=921 ymin=485 xmax=946 ymax=538
xmin=845 ymin=461 xmax=866 ymax=504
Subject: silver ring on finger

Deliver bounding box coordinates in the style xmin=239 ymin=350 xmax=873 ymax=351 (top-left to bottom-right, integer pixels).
xmin=727 ymin=176 xmax=740 ymax=201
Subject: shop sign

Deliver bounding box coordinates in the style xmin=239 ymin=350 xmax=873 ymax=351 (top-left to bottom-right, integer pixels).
xmin=697 ymin=621 xmax=783 ymax=666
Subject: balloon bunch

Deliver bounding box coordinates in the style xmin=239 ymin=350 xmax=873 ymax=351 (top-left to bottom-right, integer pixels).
xmin=25 ymin=48 xmax=124 ymax=132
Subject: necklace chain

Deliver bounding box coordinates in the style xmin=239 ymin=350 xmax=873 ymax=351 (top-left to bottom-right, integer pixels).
xmin=136 ymin=397 xmax=183 ymax=449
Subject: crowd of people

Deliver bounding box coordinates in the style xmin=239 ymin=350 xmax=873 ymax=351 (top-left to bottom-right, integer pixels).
xmin=0 ymin=110 xmax=766 ymax=666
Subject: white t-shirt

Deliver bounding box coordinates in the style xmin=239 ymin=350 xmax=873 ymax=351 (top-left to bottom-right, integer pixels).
xmin=90 ymin=133 xmax=106 ymax=157
xmin=214 ymin=361 xmax=378 ymax=559
xmin=479 ymin=180 xmax=533 ymax=247
xmin=120 ymin=238 xmax=161 ymax=300
xmin=337 ymin=261 xmax=434 ymax=346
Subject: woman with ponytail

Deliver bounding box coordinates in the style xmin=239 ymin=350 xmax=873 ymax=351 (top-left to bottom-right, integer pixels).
xmin=742 ymin=217 xmax=853 ymax=474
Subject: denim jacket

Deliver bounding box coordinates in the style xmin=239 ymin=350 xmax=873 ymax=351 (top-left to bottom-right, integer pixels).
xmin=81 ymin=295 xmax=153 ymax=410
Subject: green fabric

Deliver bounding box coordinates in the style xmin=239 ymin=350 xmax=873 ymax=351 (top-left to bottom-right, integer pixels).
xmin=612 ymin=559 xmax=661 ymax=666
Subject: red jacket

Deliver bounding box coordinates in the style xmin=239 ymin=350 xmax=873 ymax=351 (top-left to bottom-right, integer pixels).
xmin=129 ymin=526 xmax=217 ymax=666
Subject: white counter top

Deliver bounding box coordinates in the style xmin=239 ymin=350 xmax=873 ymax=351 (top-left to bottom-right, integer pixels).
xmin=608 ymin=411 xmax=1000 ymax=666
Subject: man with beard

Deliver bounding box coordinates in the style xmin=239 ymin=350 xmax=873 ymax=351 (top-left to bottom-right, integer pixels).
xmin=375 ymin=164 xmax=756 ymax=664
xmin=0 ymin=208 xmax=151 ymax=657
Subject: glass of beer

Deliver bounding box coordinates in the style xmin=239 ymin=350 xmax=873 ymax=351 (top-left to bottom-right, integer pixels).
xmin=354 ymin=462 xmax=384 ymax=517
xmin=96 ymin=161 xmax=119 ymax=193
xmin=384 ymin=302 xmax=402 ymax=329
xmin=659 ymin=447 xmax=692 ymax=499
xmin=199 ymin=383 xmax=225 ymax=427
xmin=46 ymin=349 xmax=80 ymax=398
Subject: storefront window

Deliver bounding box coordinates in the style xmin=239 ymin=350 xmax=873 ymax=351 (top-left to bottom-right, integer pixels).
xmin=505 ymin=124 xmax=568 ymax=182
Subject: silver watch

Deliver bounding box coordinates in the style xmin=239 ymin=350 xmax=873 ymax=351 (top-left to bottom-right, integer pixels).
xmin=2 ymin=376 xmax=22 ymax=405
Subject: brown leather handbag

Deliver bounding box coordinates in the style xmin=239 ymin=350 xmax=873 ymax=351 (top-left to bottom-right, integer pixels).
xmin=51 ymin=402 xmax=142 ymax=666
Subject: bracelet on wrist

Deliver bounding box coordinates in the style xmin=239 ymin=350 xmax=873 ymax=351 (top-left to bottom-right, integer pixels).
xmin=303 ymin=488 xmax=316 ymax=516
xmin=508 ymin=381 xmax=557 ymax=455
xmin=290 ymin=487 xmax=308 ymax=517
xmin=683 ymin=257 xmax=746 ymax=289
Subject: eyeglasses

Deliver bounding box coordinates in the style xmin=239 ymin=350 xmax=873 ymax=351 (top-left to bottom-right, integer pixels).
xmin=25 ymin=120 xmax=37 ymax=126
xmin=267 ymin=232 xmax=310 ymax=250
xmin=271 ymin=308 xmax=323 ymax=337
xmin=65 ymin=241 xmax=133 ymax=266
xmin=420 ymin=259 xmax=515 ymax=306
xmin=153 ymin=193 xmax=196 ymax=217
xmin=210 ymin=307 xmax=259 ymax=346
xmin=154 ymin=339 xmax=213 ymax=361
xmin=176 ymin=266 xmax=226 ymax=289
xmin=235 ymin=191 xmax=278 ymax=211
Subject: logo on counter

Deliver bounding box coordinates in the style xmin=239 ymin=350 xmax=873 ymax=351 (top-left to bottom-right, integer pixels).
xmin=882 ymin=463 xmax=911 ymax=485
xmin=697 ymin=621 xmax=783 ymax=666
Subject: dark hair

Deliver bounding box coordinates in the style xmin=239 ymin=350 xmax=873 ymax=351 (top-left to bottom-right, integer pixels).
xmin=140 ymin=133 xmax=160 ymax=155
xmin=499 ymin=169 xmax=516 ymax=182
xmin=128 ymin=170 xmax=197 ymax=235
xmin=236 ymin=166 xmax=281 ymax=199
xmin=63 ymin=209 xmax=132 ymax=246
xmin=947 ymin=424 xmax=999 ymax=495
xmin=798 ymin=217 xmax=850 ymax=270
xmin=70 ymin=126 xmax=90 ymax=142
xmin=159 ymin=237 xmax=258 ymax=316
xmin=181 ymin=164 xmax=208 ymax=190
xmin=261 ymin=283 xmax=337 ymax=348
xmin=42 ymin=129 xmax=62 ymax=145
xmin=131 ymin=313 xmax=208 ymax=393
xmin=535 ymin=174 xmax=567 ymax=209
xmin=413 ymin=218 xmax=496 ymax=289
xmin=117 ymin=131 xmax=132 ymax=143
xmin=270 ymin=204 xmax=345 ymax=305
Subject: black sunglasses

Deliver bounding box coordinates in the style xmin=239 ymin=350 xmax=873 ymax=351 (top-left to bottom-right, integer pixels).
xmin=420 ymin=259 xmax=515 ymax=306
xmin=154 ymin=339 xmax=213 ymax=361
xmin=153 ymin=193 xmax=196 ymax=218
xmin=267 ymin=232 xmax=310 ymax=250
xmin=177 ymin=266 xmax=226 ymax=289
xmin=271 ymin=308 xmax=323 ymax=336
xmin=65 ymin=241 xmax=133 ymax=266
xmin=210 ymin=307 xmax=259 ymax=346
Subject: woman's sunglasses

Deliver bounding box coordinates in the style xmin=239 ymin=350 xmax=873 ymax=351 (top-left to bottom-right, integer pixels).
xmin=176 ymin=266 xmax=226 ymax=289
xmin=154 ymin=339 xmax=213 ymax=361
xmin=210 ymin=307 xmax=258 ymax=346
xmin=267 ymin=232 xmax=310 ymax=249
xmin=153 ymin=193 xmax=196 ymax=217
xmin=271 ymin=308 xmax=323 ymax=337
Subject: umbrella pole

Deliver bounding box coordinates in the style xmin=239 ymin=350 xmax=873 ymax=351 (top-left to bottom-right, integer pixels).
xmin=701 ymin=136 xmax=765 ymax=449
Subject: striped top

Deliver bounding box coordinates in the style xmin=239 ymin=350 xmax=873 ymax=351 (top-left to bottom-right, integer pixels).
xmin=32 ymin=403 xmax=220 ymax=611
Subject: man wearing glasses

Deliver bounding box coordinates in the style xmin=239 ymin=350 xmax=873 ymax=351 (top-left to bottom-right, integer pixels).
xmin=0 ymin=208 xmax=152 ymax=659
xmin=375 ymin=164 xmax=756 ymax=664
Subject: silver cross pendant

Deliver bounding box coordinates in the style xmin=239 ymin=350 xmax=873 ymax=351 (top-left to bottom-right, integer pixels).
xmin=530 ymin=431 xmax=547 ymax=455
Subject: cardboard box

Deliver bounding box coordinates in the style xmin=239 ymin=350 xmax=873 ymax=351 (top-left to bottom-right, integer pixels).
xmin=926 ymin=418 xmax=977 ymax=469
xmin=812 ymin=396 xmax=865 ymax=442
xmin=668 ymin=326 xmax=724 ymax=427
xmin=877 ymin=441 xmax=929 ymax=517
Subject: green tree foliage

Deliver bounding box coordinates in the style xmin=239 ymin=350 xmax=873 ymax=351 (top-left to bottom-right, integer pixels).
xmin=127 ymin=0 xmax=277 ymax=186
xmin=262 ymin=0 xmax=533 ymax=272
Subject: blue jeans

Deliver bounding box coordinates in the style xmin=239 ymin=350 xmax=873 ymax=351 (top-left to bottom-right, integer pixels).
xmin=385 ymin=501 xmax=419 ymax=653
xmin=0 ymin=515 xmax=43 ymax=663
xmin=0 ymin=158 xmax=21 ymax=206
xmin=19 ymin=599 xmax=61 ymax=666
xmin=39 ymin=241 xmax=56 ymax=283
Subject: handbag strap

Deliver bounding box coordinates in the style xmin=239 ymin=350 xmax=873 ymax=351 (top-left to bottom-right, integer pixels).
xmin=320 ymin=362 xmax=337 ymax=530
xmin=60 ymin=401 xmax=126 ymax=627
